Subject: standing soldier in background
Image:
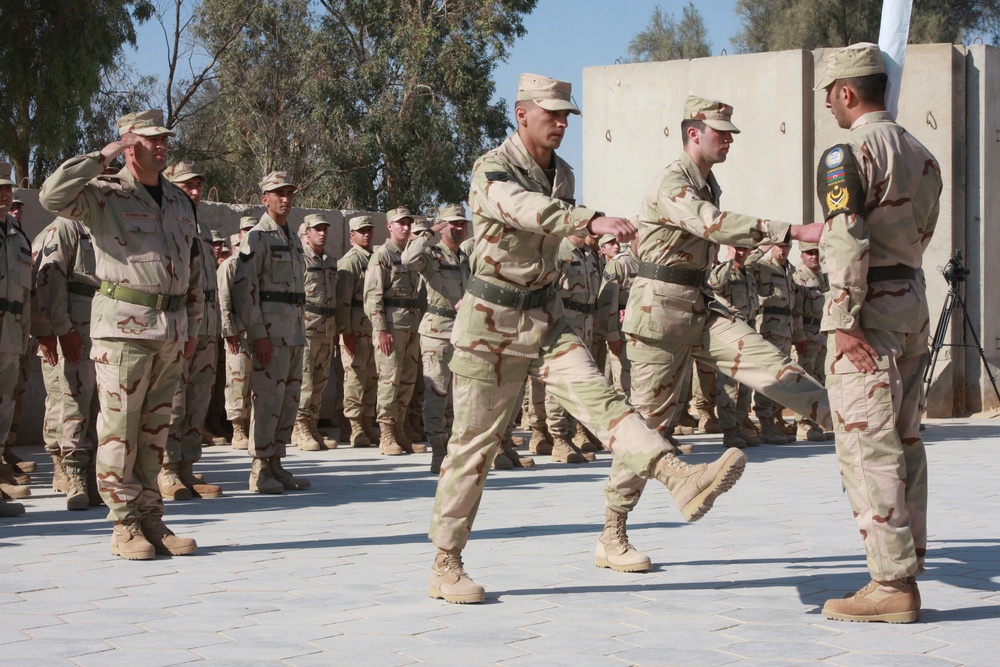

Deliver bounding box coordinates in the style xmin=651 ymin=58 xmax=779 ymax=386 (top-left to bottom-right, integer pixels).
xmin=792 ymin=242 xmax=832 ymax=442
xmin=232 ymin=171 xmax=311 ymax=494
xmin=364 ymin=208 xmax=426 ymax=456
xmin=32 ymin=215 xmax=103 ymax=510
xmin=814 ymin=43 xmax=941 ymax=623
xmin=292 ymin=214 xmax=338 ymax=452
xmin=337 ymin=215 xmax=379 ymax=448
xmin=160 ymin=161 xmax=222 ymax=500
xmin=220 ymin=216 xmax=258 ymax=451
xmin=401 ymin=204 xmax=470 ymax=473
xmin=597 ymin=236 xmax=638 ymax=396
xmin=0 ymin=165 xmax=32 ymax=518
xmin=39 ymin=110 xmax=201 ymax=558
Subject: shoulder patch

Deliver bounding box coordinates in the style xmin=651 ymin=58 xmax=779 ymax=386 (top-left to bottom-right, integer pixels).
xmin=239 ymin=251 xmax=254 ymax=262
xmin=44 ymin=243 xmax=59 ymax=256
xmin=817 ymin=144 xmax=865 ymax=221
xmin=484 ymin=170 xmax=510 ymax=182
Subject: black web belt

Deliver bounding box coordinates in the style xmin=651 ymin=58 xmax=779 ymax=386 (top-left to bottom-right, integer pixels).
xmin=0 ymin=298 xmax=25 ymax=315
xmin=563 ymin=300 xmax=596 ymax=314
xmin=467 ymin=275 xmax=553 ymax=310
xmin=67 ymin=283 xmax=97 ymax=298
xmin=427 ymin=304 xmax=457 ymax=319
xmin=762 ymin=306 xmax=791 ymax=316
xmin=305 ymin=304 xmax=336 ymax=316
xmin=868 ymin=265 xmax=917 ymax=282
xmin=260 ymin=290 xmax=306 ymax=306
xmin=636 ymin=260 xmax=703 ymax=287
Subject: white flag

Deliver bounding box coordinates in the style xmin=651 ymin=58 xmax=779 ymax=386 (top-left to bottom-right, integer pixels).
xmin=878 ymin=0 xmax=913 ymax=119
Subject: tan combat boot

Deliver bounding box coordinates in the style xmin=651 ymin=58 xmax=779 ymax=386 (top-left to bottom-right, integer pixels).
xmin=573 ymin=423 xmax=602 ymax=452
xmin=140 ymin=514 xmax=198 ymax=556
xmin=0 ymin=461 xmax=30 ymax=499
xmin=698 ymin=410 xmax=722 ymax=434
xmin=249 ymin=457 xmax=284 ymax=494
xmin=429 ymin=548 xmax=486 ymax=604
xmin=111 ymin=519 xmax=155 ymax=560
xmin=528 ymin=427 xmax=553 ymax=455
xmin=661 ymin=427 xmax=693 ymax=455
xmin=500 ymin=434 xmax=534 ymax=468
xmin=492 ymin=447 xmax=514 ymax=470
xmin=0 ymin=461 xmax=30 ymax=486
xmin=595 ymin=508 xmax=652 ymax=572
xmin=674 ymin=410 xmax=698 ymax=435
xmin=157 ymin=462 xmax=192 ymax=500
xmin=52 ymin=454 xmax=69 ymax=493
xmin=178 ymin=461 xmax=222 ymax=498
xmin=757 ymin=416 xmax=794 ymax=444
xmin=406 ymin=414 xmax=426 ymax=443
xmin=395 ymin=423 xmax=427 ymax=454
xmin=269 ymin=457 xmax=311 ymax=490
xmin=231 ymin=418 xmax=250 ymax=450
xmin=362 ymin=418 xmax=380 ymax=444
xmin=379 ymin=424 xmax=405 ymax=456
xmin=551 ymin=435 xmax=592 ymax=464
xmin=348 ymin=419 xmax=372 ymax=448
xmin=652 ymin=447 xmax=747 ymax=522
xmin=292 ymin=415 xmax=322 ymax=452
xmin=312 ymin=416 xmax=336 ymax=450
xmin=4 ymin=448 xmax=36 ymax=473
xmin=796 ymin=419 xmax=827 ymax=442
xmin=0 ymin=497 xmax=25 ymax=517
xmin=63 ymin=464 xmax=89 ymax=511
xmin=722 ymin=427 xmax=747 ymax=449
xmin=429 ymin=437 xmax=448 ymax=475
xmin=822 ymin=579 xmax=920 ymax=623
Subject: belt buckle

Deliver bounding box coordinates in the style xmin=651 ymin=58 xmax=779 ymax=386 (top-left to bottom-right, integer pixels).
xmin=513 ymin=289 xmax=526 ymax=310
xmin=155 ymin=294 xmax=165 ymax=310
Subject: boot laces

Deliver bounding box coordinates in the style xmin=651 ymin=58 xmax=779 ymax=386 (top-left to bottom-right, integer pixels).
xmin=442 ymin=551 xmax=469 ymax=577
xmin=613 ymin=515 xmax=634 ymax=550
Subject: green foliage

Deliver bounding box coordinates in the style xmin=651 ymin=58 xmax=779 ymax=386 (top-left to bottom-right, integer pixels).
xmin=626 ymin=2 xmax=711 ymax=63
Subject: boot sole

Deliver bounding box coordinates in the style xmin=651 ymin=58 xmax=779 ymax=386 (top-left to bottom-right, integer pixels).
xmin=428 ymin=586 xmax=486 ymax=604
xmin=67 ymin=493 xmax=90 ymax=511
xmin=595 ymin=556 xmax=652 ymax=572
xmin=153 ymin=544 xmax=198 ymax=556
xmin=111 ymin=545 xmax=155 ymax=560
xmin=682 ymin=449 xmax=747 ymax=522
xmin=191 ymin=488 xmax=223 ymax=499
xmin=822 ymin=608 xmax=919 ymax=623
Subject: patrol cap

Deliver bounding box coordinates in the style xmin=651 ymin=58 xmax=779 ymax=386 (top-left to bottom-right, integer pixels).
xmin=517 ymin=73 xmax=580 ymax=114
xmin=211 ymin=228 xmax=227 ymax=244
xmin=439 ymin=204 xmax=469 ymax=223
xmin=599 ymin=234 xmax=619 ymax=246
xmin=411 ymin=218 xmax=432 ymax=235
xmin=814 ymin=42 xmax=885 ymax=91
xmin=387 ymin=207 xmax=414 ymax=224
xmin=12 ymin=197 xmax=23 ymax=206
xmin=0 ymin=163 xmax=15 ymax=187
xmin=304 ymin=213 xmax=330 ymax=229
xmin=349 ymin=215 xmax=374 ymax=231
xmin=685 ymin=95 xmax=740 ymax=133
xmin=260 ymin=170 xmax=296 ymax=193
xmin=239 ymin=215 xmax=258 ymax=231
xmin=799 ymin=241 xmax=819 ymax=252
xmin=230 ymin=233 xmax=242 ymax=248
xmin=117 ymin=109 xmax=175 ymax=138
xmin=164 ymin=160 xmax=203 ymax=184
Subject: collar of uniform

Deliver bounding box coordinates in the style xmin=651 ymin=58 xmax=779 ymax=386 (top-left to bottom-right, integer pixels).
xmin=114 ymin=166 xmax=180 ymax=204
xmin=303 ymin=243 xmax=326 ymax=260
xmin=256 ymin=213 xmax=283 ymax=233
xmin=384 ymin=238 xmax=403 ymax=254
xmin=3 ymin=214 xmax=16 ymax=236
xmin=500 ymin=131 xmax=574 ymax=198
xmin=351 ymin=244 xmax=372 ymax=259
xmin=850 ymin=110 xmax=895 ymax=131
xmin=677 ymin=150 xmax=723 ymax=206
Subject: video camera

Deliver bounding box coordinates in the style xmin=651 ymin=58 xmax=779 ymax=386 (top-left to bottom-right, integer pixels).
xmin=942 ymin=249 xmax=969 ymax=287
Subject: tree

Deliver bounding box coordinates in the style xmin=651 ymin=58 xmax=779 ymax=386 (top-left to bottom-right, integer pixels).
xmin=626 ymin=2 xmax=711 ymax=63
xmin=0 ymin=1 xmax=155 ymax=186
xmin=732 ymin=0 xmax=1000 ymax=53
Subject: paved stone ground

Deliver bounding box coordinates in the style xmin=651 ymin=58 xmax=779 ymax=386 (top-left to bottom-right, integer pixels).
xmin=2 ymin=418 xmax=999 ymax=666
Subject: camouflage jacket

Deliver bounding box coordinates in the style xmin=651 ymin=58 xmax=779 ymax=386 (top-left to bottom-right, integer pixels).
xmin=336 ymin=244 xmax=373 ymax=338
xmin=708 ymin=259 xmax=758 ymax=325
xmin=624 ymin=151 xmax=791 ymax=345
xmin=401 ymin=232 xmax=469 ymax=340
xmin=792 ymin=264 xmax=824 ymax=344
xmin=302 ymin=242 xmax=338 ymax=340
xmin=233 ymin=214 xmax=306 ymax=346
xmin=364 ymin=238 xmax=421 ymax=332
xmin=0 ymin=215 xmax=31 ymax=355
xmin=217 ymin=254 xmax=241 ymax=340
xmin=39 ymin=155 xmax=202 ymax=342
xmin=817 ymin=111 xmax=941 ymax=334
xmin=457 ymin=131 xmax=599 ymax=358
xmin=746 ymin=250 xmax=803 ymax=341
xmin=31 ymin=217 xmax=99 ymax=339
xmin=597 ymin=248 xmax=639 ymax=344
xmin=194 ymin=216 xmax=220 ymax=339
xmin=555 ymin=238 xmax=601 ymax=340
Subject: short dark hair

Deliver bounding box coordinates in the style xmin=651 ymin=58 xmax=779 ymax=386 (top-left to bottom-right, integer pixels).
xmin=840 ymin=72 xmax=888 ymax=105
xmin=681 ymin=119 xmax=706 ymax=146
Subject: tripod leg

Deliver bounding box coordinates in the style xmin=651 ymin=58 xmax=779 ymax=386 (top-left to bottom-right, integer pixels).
xmin=955 ymin=294 xmax=1000 ymax=405
xmin=924 ymin=291 xmax=956 ymax=390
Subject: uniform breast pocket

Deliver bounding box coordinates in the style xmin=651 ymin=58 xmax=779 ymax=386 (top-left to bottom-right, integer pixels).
xmin=122 ymin=215 xmax=160 ymax=262
xmin=757 ymin=275 xmax=774 ymax=297
xmin=271 ymin=255 xmax=293 ymax=284
xmin=17 ymin=252 xmax=32 ymax=293
xmin=79 ymin=236 xmax=97 ymax=275
xmin=389 ymin=265 xmax=411 ymax=294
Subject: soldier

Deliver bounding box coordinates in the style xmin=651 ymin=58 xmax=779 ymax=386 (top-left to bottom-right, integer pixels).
xmin=292 ymin=214 xmax=338 ymax=452
xmin=814 ymin=44 xmax=941 ymax=623
xmin=364 ymin=207 xmax=426 ymax=456
xmin=401 ymin=204 xmax=470 ymax=473
xmin=231 ymin=171 xmax=311 ymax=494
xmin=0 ymin=165 xmax=31 ymax=517
xmin=39 ymin=110 xmax=201 ymax=558
xmin=428 ymin=74 xmax=750 ymax=604
xmin=219 ymin=216 xmax=257 ymax=451
xmin=597 ymin=236 xmax=638 ymax=396
xmin=336 ymin=215 xmax=379 ymax=448
xmin=793 ymin=241 xmax=832 ymax=441
xmin=32 ymin=216 xmax=103 ymax=510
xmin=160 ymin=161 xmax=222 ymax=500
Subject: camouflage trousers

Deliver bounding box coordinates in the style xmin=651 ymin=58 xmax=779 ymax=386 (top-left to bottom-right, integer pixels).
xmin=420 ymin=335 xmax=455 ymax=443
xmin=0 ymin=352 xmax=21 ymax=453
xmin=690 ymin=360 xmax=718 ymax=414
xmin=39 ymin=339 xmax=99 ymax=466
xmin=429 ymin=324 xmax=673 ymax=551
xmin=753 ymin=332 xmax=792 ymax=420
xmin=521 ymin=374 xmax=547 ymax=429
xmin=374 ymin=328 xmax=419 ymax=426
xmin=827 ymin=327 xmax=927 ymax=582
xmin=716 ymin=373 xmax=751 ymax=431
xmin=224 ymin=342 xmax=252 ymax=422
xmin=592 ymin=333 xmax=608 ymax=375
xmin=606 ymin=343 xmax=632 ymax=397
xmin=249 ymin=343 xmax=303 ymax=460
xmin=545 ymin=326 xmax=593 ymax=438
xmin=299 ymin=336 xmax=335 ymax=420
xmin=91 ymin=338 xmax=184 ymax=523
xmin=341 ymin=333 xmax=376 ymax=421
xmin=165 ymin=335 xmax=218 ymax=464
xmin=2 ymin=348 xmax=30 ymax=450
xmin=798 ymin=335 xmax=827 ymax=385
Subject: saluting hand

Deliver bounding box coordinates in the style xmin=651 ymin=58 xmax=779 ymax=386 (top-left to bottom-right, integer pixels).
xmin=589 ymin=216 xmax=636 ymax=243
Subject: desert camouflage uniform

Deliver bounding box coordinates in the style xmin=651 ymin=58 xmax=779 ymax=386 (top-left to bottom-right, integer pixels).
xmin=233 ymin=214 xmax=306 ymax=460
xmin=401 ymin=230 xmax=469 ymax=445
xmin=429 ymin=132 xmax=684 ymax=549
xmin=818 ymin=111 xmax=941 ymax=582
xmin=597 ymin=247 xmax=638 ymax=395
xmin=39 ymin=156 xmax=202 ymax=523
xmin=364 ymin=239 xmax=421 ymax=430
xmin=618 ymin=150 xmax=831 ymax=511
xmin=31 ymin=217 xmax=100 ymax=466
xmin=218 ymin=252 xmax=250 ymax=422
xmin=337 ymin=244 xmax=377 ymax=426
xmin=299 ymin=243 xmax=338 ymax=422
xmin=0 ymin=214 xmax=31 ymax=457
xmin=707 ymin=258 xmax=758 ymax=431
xmin=793 ymin=262 xmax=826 ymax=383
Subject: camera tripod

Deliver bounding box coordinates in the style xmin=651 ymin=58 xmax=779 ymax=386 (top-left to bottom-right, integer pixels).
xmin=923 ymin=257 xmax=1000 ymax=405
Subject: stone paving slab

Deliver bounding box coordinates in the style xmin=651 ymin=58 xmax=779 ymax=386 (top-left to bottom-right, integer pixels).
xmin=1 ymin=418 xmax=999 ymax=665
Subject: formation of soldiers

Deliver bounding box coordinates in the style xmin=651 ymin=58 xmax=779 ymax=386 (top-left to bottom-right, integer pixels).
xmin=0 ymin=43 xmax=939 ymax=625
